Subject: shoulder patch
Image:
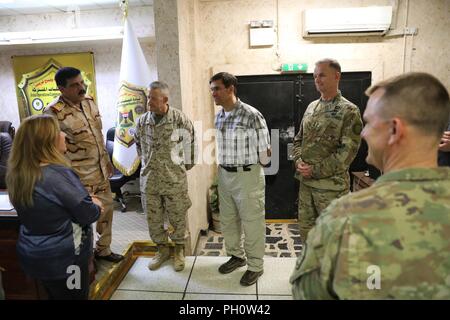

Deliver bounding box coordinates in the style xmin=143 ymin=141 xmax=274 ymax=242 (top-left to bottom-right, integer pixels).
xmin=50 ymin=102 xmax=65 ymax=112
xmin=352 ymin=122 xmax=363 ymax=135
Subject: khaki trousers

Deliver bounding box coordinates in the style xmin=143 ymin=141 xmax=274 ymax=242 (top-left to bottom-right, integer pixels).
xmin=218 ymin=164 xmax=266 ymax=272
xmin=85 ymin=179 xmax=114 ymax=256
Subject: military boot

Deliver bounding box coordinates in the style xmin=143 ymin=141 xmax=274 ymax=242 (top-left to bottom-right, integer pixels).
xmin=148 ymin=245 xmax=171 ymax=271
xmin=173 ymin=244 xmax=185 ymax=272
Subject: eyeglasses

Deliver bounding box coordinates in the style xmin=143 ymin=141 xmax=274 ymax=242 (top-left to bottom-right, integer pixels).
xmin=210 ymin=86 xmax=226 ymax=92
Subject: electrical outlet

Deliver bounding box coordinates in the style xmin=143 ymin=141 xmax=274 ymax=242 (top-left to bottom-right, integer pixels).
xmin=404 ymin=27 xmax=418 ymax=35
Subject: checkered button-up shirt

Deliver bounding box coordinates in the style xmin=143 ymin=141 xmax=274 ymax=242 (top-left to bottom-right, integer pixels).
xmin=215 ymin=99 xmax=270 ymax=166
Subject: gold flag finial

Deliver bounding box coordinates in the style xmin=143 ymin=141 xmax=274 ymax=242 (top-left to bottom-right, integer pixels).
xmin=120 ymin=0 xmax=129 ymax=21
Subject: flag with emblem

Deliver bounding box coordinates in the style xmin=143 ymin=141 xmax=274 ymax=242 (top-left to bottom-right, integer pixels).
xmin=113 ymin=15 xmax=153 ymax=175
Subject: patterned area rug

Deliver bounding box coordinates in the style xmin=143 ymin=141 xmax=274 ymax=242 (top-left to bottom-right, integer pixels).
xmin=111 ymin=183 xmax=302 ymax=259
xmin=196 ymin=223 xmax=302 ymax=258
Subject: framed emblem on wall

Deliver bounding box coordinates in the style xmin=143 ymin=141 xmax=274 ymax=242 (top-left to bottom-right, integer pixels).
xmin=12 ymin=52 xmax=97 ymax=121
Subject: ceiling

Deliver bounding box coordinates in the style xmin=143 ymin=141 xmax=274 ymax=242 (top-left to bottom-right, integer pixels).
xmin=0 ymin=0 xmax=153 ymax=16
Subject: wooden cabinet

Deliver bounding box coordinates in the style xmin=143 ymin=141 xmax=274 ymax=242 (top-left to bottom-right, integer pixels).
xmin=0 ymin=205 xmax=95 ymax=299
xmin=0 ymin=212 xmax=47 ymax=299
xmin=352 ymin=171 xmax=375 ymax=192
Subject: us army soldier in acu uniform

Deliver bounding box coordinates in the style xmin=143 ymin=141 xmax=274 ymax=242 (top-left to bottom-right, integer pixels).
xmin=293 ymin=58 xmax=362 ymax=243
xmin=134 ymin=81 xmax=196 ymax=272
xmin=45 ymin=67 xmax=124 ymax=263
xmin=290 ymin=72 xmax=450 ymax=299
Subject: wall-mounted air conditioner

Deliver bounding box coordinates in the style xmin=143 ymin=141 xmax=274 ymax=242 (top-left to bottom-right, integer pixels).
xmin=303 ymin=6 xmax=392 ymax=37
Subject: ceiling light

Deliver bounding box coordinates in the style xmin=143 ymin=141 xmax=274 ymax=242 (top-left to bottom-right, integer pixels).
xmin=0 ymin=26 xmax=124 ymax=45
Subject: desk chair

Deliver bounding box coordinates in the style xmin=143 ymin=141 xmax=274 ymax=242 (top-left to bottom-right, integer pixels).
xmin=106 ymin=127 xmax=140 ymax=212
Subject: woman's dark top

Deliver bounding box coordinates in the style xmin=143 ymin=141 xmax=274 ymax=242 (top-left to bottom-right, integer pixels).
xmin=15 ymin=164 xmax=100 ymax=280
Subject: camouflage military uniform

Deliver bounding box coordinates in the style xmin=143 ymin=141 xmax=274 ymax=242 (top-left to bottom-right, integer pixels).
xmin=290 ymin=167 xmax=450 ymax=299
xmin=293 ymin=91 xmax=362 ymax=242
xmin=44 ymin=95 xmax=114 ymax=256
xmin=134 ymin=107 xmax=196 ymax=245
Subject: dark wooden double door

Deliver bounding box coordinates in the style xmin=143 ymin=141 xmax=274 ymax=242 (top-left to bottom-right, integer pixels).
xmin=237 ymin=72 xmax=371 ymax=219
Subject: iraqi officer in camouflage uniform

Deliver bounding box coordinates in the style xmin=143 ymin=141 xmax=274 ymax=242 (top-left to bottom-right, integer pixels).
xmin=290 ymin=72 xmax=450 ymax=299
xmin=44 ymin=67 xmax=124 ymax=263
xmin=134 ymin=81 xmax=196 ymax=272
xmin=293 ymin=59 xmax=363 ymax=243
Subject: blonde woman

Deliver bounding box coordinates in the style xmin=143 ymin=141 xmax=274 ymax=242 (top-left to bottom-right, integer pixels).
xmin=6 ymin=114 xmax=102 ymax=300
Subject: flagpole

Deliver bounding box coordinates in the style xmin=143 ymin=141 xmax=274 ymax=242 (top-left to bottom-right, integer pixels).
xmin=114 ymin=0 xmax=152 ymax=176
xmin=120 ymin=0 xmax=129 ymax=21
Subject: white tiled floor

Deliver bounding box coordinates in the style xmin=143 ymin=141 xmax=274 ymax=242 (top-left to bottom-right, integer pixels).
xmin=257 ymin=257 xmax=297 ymax=296
xmin=111 ymin=290 xmax=184 ymax=300
xmin=186 ymin=256 xmax=256 ymax=295
xmin=117 ymin=256 xmax=195 ymax=292
xmin=110 ymin=256 xmax=296 ymax=300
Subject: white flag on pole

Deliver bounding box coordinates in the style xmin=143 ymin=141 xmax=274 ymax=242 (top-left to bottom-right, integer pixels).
xmin=113 ymin=17 xmax=153 ymax=175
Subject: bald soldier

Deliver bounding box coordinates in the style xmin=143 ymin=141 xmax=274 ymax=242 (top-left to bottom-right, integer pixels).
xmin=290 ymin=72 xmax=450 ymax=299
xmin=45 ymin=67 xmax=124 ymax=263
xmin=134 ymin=81 xmax=196 ymax=272
xmin=293 ymin=58 xmax=363 ymax=243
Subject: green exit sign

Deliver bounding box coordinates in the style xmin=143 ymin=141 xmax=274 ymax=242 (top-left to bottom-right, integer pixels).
xmin=281 ymin=63 xmax=308 ymax=72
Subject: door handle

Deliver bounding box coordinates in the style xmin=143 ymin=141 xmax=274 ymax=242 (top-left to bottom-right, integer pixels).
xmin=288 ymin=126 xmax=295 ymax=138
xmin=287 ymin=143 xmax=294 ymax=161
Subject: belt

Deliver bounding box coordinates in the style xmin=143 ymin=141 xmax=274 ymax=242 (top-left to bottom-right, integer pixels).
xmin=220 ymin=165 xmax=253 ymax=172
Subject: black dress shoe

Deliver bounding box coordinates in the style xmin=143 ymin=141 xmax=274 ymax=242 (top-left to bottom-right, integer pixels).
xmin=240 ymin=270 xmax=263 ymax=286
xmin=95 ymin=252 xmax=124 ymax=263
xmin=218 ymin=255 xmax=246 ymax=274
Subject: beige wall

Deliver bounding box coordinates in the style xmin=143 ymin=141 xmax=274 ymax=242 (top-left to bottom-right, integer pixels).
xmin=195 ymin=0 xmax=449 ymax=85
xmin=407 ymin=0 xmax=449 ymax=82
xmin=154 ymin=0 xmax=182 ymax=110
xmin=177 ymin=0 xmax=214 ymax=254
xmin=0 ymin=6 xmax=157 ymax=135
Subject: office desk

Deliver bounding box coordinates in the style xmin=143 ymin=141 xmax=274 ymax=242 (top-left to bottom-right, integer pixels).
xmin=352 ymin=171 xmax=375 ymax=192
xmin=0 ymin=197 xmax=47 ymax=299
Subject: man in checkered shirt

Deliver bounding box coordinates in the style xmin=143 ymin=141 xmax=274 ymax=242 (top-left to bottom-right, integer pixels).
xmin=210 ymin=72 xmax=270 ymax=286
